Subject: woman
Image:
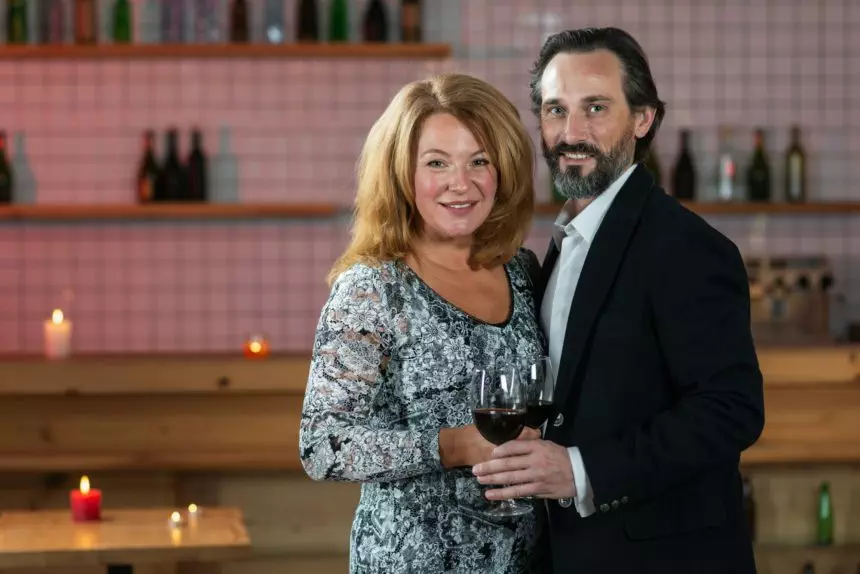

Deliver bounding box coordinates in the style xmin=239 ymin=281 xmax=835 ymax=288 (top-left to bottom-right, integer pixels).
xmin=299 ymin=73 xmax=545 ymax=573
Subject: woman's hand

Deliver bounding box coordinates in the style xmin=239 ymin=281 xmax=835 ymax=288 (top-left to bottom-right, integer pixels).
xmin=439 ymin=425 xmax=540 ymax=469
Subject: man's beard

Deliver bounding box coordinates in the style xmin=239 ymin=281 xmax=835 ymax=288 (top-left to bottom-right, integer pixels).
xmin=543 ymin=124 xmax=637 ymax=201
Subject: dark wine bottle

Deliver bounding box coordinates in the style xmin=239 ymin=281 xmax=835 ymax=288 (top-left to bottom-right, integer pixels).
xmin=401 ymin=0 xmax=421 ymax=42
xmin=229 ymin=0 xmax=248 ymax=42
xmin=186 ymin=129 xmax=208 ymax=202
xmin=816 ymin=481 xmax=833 ymax=546
xmin=746 ymin=128 xmax=771 ymax=202
xmin=363 ymin=0 xmax=387 ymax=42
xmin=671 ymin=129 xmax=696 ymax=200
xmin=0 ymin=131 xmax=13 ymax=203
xmin=296 ymin=0 xmax=318 ymax=41
xmin=40 ymin=0 xmax=66 ymax=44
xmin=112 ymin=0 xmax=132 ymax=43
xmin=74 ymin=0 xmax=97 ymax=44
xmin=802 ymin=562 xmax=815 ymax=574
xmin=785 ymin=125 xmax=806 ymax=203
xmin=136 ymin=130 xmax=160 ymax=203
xmin=161 ymin=0 xmax=184 ymax=43
xmin=7 ymin=0 xmax=29 ymax=44
xmin=156 ymin=128 xmax=186 ymax=201
xmin=328 ymin=0 xmax=348 ymax=42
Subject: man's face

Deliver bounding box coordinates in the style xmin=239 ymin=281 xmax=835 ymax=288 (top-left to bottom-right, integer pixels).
xmin=538 ymin=50 xmax=653 ymax=201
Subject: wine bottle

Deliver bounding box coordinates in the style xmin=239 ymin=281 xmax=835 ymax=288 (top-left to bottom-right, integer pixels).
xmin=671 ymin=129 xmax=696 ymax=200
xmin=296 ymin=0 xmax=318 ymax=41
xmin=746 ymin=128 xmax=771 ymax=202
xmin=156 ymin=128 xmax=186 ymax=201
xmin=742 ymin=476 xmax=756 ymax=542
xmin=193 ymin=0 xmax=222 ymax=43
xmin=112 ymin=0 xmax=132 ymax=43
xmin=715 ymin=126 xmax=736 ymax=201
xmin=329 ymin=0 xmax=348 ymax=42
xmin=816 ymin=481 xmax=833 ymax=546
xmin=74 ymin=0 xmax=97 ymax=44
xmin=161 ymin=0 xmax=185 ymax=43
xmin=186 ymin=129 xmax=208 ymax=202
xmin=229 ymin=0 xmax=248 ymax=42
xmin=7 ymin=0 xmax=29 ymax=44
xmin=363 ymin=0 xmax=387 ymax=42
xmin=785 ymin=125 xmax=806 ymax=203
xmin=643 ymin=145 xmax=662 ymax=188
xmin=0 ymin=131 xmax=13 ymax=203
xmin=39 ymin=0 xmax=66 ymax=44
xmin=264 ymin=0 xmax=284 ymax=43
xmin=401 ymin=0 xmax=421 ymax=43
xmin=137 ymin=130 xmax=160 ymax=203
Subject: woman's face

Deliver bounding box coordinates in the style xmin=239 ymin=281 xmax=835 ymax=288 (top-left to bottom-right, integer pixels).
xmin=413 ymin=113 xmax=498 ymax=244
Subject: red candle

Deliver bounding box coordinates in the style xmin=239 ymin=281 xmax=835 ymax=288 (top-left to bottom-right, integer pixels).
xmin=243 ymin=335 xmax=270 ymax=359
xmin=70 ymin=475 xmax=102 ymax=522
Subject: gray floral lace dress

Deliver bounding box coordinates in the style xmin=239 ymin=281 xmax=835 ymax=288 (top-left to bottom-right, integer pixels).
xmin=299 ymin=248 xmax=546 ymax=573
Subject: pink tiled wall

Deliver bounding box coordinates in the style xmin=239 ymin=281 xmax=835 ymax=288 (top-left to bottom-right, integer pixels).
xmin=0 ymin=0 xmax=858 ymax=354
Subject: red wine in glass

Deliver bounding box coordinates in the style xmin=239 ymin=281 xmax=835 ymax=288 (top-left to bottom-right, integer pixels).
xmin=471 ymin=365 xmax=532 ymax=519
xmin=526 ymin=357 xmax=555 ymax=429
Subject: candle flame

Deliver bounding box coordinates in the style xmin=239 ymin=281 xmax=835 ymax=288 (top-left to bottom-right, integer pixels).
xmin=80 ymin=475 xmax=90 ymax=494
xmin=52 ymin=309 xmax=64 ymax=324
xmin=249 ymin=341 xmax=262 ymax=353
xmin=188 ymin=503 xmax=198 ymax=513
xmin=170 ymin=511 xmax=181 ymax=524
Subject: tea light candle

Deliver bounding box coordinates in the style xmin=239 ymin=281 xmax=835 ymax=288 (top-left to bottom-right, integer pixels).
xmin=44 ymin=309 xmax=72 ymax=359
xmin=243 ymin=335 xmax=270 ymax=359
xmin=168 ymin=511 xmax=182 ymax=528
xmin=70 ymin=475 xmax=101 ymax=522
xmin=187 ymin=503 xmax=199 ymax=517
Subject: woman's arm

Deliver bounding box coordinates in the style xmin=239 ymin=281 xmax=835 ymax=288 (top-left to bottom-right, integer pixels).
xmin=299 ymin=265 xmax=446 ymax=483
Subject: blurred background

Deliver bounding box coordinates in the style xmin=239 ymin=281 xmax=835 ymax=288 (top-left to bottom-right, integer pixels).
xmin=0 ymin=1 xmax=858 ymax=573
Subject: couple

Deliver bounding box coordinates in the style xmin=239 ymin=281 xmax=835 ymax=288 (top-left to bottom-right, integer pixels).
xmin=299 ymin=27 xmax=765 ymax=574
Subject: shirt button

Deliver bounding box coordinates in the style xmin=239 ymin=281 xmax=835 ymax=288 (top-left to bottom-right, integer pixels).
xmin=621 ymin=496 xmax=629 ymax=504
xmin=553 ymin=413 xmax=564 ymax=427
xmin=611 ymin=500 xmax=620 ymax=509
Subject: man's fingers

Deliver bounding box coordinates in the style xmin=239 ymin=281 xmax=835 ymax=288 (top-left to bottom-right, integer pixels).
xmin=475 ymin=469 xmax=535 ymax=486
xmin=484 ymin=483 xmax=542 ymax=500
xmin=472 ymin=454 xmax=530 ymax=476
xmin=493 ymin=438 xmax=538 ymax=458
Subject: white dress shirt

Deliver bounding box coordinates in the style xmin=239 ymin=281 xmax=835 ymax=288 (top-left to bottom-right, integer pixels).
xmin=540 ymin=164 xmax=636 ymax=518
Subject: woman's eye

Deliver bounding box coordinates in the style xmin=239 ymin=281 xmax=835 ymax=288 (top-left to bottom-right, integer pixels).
xmin=427 ymin=160 xmax=445 ymax=168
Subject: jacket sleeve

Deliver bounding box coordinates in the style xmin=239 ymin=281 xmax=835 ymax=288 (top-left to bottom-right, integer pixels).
xmin=298 ymin=265 xmax=443 ymax=483
xmin=578 ymin=221 xmax=765 ymax=507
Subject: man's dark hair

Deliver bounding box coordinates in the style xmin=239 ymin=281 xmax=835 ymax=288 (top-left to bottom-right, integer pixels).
xmin=529 ymin=27 xmax=666 ymax=162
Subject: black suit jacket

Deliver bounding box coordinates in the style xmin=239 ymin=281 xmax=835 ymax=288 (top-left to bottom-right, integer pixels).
xmin=536 ymin=165 xmax=765 ymax=574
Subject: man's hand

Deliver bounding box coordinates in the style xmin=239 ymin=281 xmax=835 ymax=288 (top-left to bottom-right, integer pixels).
xmin=472 ymin=439 xmax=576 ymax=500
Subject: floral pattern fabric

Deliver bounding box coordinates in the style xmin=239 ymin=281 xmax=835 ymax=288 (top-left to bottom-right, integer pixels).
xmin=299 ymin=249 xmax=546 ymax=573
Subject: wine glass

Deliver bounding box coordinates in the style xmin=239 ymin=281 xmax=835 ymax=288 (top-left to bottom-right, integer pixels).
xmin=526 ymin=356 xmax=555 ymax=431
xmin=471 ymin=364 xmax=533 ymax=519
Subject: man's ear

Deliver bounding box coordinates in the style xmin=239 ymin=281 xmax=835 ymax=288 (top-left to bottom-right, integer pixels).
xmin=633 ymin=107 xmax=656 ymax=139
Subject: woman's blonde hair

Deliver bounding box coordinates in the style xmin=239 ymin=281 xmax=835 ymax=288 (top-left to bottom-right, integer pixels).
xmin=327 ymin=72 xmax=535 ymax=285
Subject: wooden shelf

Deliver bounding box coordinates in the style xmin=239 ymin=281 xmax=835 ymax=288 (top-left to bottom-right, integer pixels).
xmin=0 ymin=42 xmax=452 ymax=60
xmin=535 ymin=201 xmax=860 ymax=216
xmin=0 ymin=203 xmax=345 ymax=221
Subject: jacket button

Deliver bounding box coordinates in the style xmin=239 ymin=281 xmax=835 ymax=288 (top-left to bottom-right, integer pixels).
xmin=621 ymin=496 xmax=629 ymax=504
xmin=599 ymin=503 xmax=610 ymax=513
xmin=553 ymin=413 xmax=564 ymax=427
xmin=559 ymin=498 xmax=573 ymax=508
xmin=611 ymin=499 xmax=620 ymax=509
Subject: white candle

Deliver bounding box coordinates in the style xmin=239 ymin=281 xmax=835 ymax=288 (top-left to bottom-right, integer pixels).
xmin=44 ymin=309 xmax=72 ymax=360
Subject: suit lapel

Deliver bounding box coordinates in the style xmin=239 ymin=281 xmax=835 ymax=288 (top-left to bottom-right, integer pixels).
xmin=553 ymin=165 xmax=655 ymax=414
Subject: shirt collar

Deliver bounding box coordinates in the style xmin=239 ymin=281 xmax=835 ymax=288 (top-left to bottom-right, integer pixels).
xmin=552 ymin=163 xmax=637 ymax=249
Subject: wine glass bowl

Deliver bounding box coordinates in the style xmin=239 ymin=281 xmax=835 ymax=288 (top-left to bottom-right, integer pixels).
xmin=525 ymin=356 xmax=555 ymax=429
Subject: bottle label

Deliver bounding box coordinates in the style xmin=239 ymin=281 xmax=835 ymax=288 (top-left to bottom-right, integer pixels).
xmin=788 ymin=155 xmax=802 ymax=199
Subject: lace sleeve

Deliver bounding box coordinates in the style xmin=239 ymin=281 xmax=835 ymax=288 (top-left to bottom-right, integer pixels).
xmin=299 ymin=265 xmax=443 ymax=483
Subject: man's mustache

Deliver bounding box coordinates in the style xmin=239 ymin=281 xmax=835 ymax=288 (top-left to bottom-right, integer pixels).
xmin=552 ymin=142 xmax=602 ymax=158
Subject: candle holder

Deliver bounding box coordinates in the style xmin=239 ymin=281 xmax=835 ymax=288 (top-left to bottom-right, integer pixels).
xmin=243 ymin=334 xmax=270 ymax=359
xmin=44 ymin=309 xmax=72 ymax=360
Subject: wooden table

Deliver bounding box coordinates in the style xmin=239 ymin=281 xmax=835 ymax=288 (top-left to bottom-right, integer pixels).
xmin=0 ymin=507 xmax=251 ymax=572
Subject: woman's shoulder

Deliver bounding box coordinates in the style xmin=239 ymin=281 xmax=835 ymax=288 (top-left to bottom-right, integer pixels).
xmin=331 ymin=260 xmax=401 ymax=292
xmin=508 ymin=247 xmax=541 ymax=289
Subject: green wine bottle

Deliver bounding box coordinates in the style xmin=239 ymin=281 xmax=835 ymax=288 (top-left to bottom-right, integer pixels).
xmin=112 ymin=0 xmax=132 ymax=43
xmin=816 ymin=481 xmax=833 ymax=546
xmin=7 ymin=0 xmax=29 ymax=44
xmin=329 ymin=0 xmax=348 ymax=42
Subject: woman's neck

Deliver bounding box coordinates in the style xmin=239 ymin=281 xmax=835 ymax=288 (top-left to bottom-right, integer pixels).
xmin=410 ymin=236 xmax=473 ymax=272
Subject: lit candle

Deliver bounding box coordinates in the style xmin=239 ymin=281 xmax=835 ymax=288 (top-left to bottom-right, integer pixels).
xmin=243 ymin=334 xmax=270 ymax=359
xmin=168 ymin=510 xmax=183 ymax=527
xmin=187 ymin=503 xmax=199 ymax=517
xmin=44 ymin=309 xmax=72 ymax=360
xmin=70 ymin=475 xmax=102 ymax=522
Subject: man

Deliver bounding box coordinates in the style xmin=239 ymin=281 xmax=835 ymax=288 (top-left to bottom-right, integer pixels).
xmin=472 ymin=28 xmax=765 ymax=573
